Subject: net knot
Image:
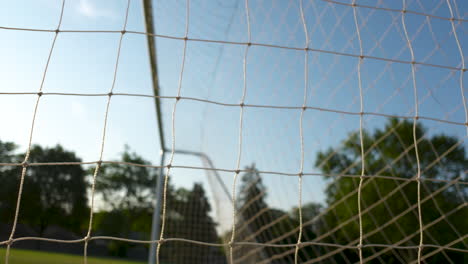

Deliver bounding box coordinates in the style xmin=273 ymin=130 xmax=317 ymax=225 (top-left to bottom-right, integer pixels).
xmin=239 ymin=103 xmax=245 ymax=108
xmin=301 ymin=106 xmax=307 ymax=111
xmin=6 ymin=238 xmax=13 ymax=246
xmin=167 ymin=164 xmax=172 ymax=169
xmin=228 ymin=241 xmax=235 ymax=247
xmin=402 ymin=9 xmax=407 ymax=14
xmin=247 ymin=42 xmax=252 ymax=47
xmin=175 ymin=96 xmax=181 ymax=101
xmin=84 ymin=235 xmax=91 ymax=243
xmin=96 ymin=160 xmax=103 ymax=167
xmin=121 ymin=30 xmax=126 ymax=35
xmin=235 ymin=169 xmax=241 ymax=174
xmin=359 ymin=55 xmax=364 ymax=60
xmin=414 ymin=115 xmax=419 ymax=120
xmin=108 ymin=92 xmax=113 ymax=97
xmin=37 ymin=92 xmax=43 ymax=97
xmin=298 ymin=172 xmax=303 ymax=177
xmin=55 ymin=29 xmax=60 ymax=34
xmin=158 ymin=238 xmax=165 ymax=244
xmin=21 ymin=161 xmax=29 ymax=168
xmin=462 ymin=68 xmax=467 ymax=72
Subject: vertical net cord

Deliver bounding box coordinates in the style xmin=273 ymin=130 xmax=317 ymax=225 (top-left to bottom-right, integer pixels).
xmin=84 ymin=1 xmax=131 ymax=263
xmin=4 ymin=1 xmax=66 ymax=263
xmin=401 ymin=1 xmax=423 ymax=263
xmin=229 ymin=0 xmax=250 ymax=263
xmin=295 ymin=0 xmax=309 ymax=263
xmin=155 ymin=0 xmax=190 ymax=263
xmin=352 ymin=1 xmax=365 ymax=263
xmin=445 ymin=0 xmax=467 ymax=137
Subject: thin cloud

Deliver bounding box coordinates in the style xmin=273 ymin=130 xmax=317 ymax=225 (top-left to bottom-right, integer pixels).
xmin=77 ymin=0 xmax=116 ymax=19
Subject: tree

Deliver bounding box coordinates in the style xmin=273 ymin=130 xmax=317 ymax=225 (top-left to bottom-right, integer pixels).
xmin=94 ymin=147 xmax=224 ymax=263
xmin=95 ymin=145 xmax=156 ymax=211
xmin=165 ymin=183 xmax=225 ymax=264
xmin=93 ymin=146 xmax=157 ymax=257
xmin=236 ymin=165 xmax=320 ymax=263
xmin=0 ymin=143 xmax=88 ymax=239
xmin=315 ymin=118 xmax=467 ymax=263
xmin=0 ymin=140 xmax=22 ymax=225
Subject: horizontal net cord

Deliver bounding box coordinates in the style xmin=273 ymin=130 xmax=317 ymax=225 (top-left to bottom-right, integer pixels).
xmin=0 ymin=160 xmax=465 ymax=185
xmin=0 ymin=92 xmax=466 ymax=127
xmin=413 ymin=235 xmax=468 ymax=264
xmin=320 ymin=0 xmax=468 ymax=22
xmin=1 ymin=235 xmax=467 ymax=253
xmin=0 ymin=26 xmax=466 ymax=72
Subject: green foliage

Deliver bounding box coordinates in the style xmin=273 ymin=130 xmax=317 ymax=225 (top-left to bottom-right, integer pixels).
xmin=93 ymin=147 xmax=223 ymax=263
xmin=315 ymin=118 xmax=467 ymax=263
xmin=0 ymin=142 xmax=88 ymax=237
xmin=94 ymin=145 xmax=156 ymax=211
xmin=235 ymin=164 xmax=321 ymax=262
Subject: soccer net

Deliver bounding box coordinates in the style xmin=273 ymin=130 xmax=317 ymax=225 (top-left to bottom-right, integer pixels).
xmin=0 ymin=0 xmax=467 ymax=264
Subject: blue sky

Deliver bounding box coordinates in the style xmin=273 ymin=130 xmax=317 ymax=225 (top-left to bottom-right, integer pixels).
xmin=0 ymin=0 xmax=467 ymax=231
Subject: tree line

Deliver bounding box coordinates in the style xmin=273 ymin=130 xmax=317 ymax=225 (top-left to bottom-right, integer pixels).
xmin=232 ymin=118 xmax=466 ymax=263
xmin=0 ymin=118 xmax=466 ymax=263
xmin=0 ymin=143 xmax=224 ymax=263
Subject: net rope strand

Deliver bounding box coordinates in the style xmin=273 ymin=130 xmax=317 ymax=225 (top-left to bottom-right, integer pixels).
xmin=352 ymin=1 xmax=366 ymax=262
xmin=3 ymin=1 xmax=66 ymax=263
xmin=156 ymin=0 xmax=190 ymax=263
xmin=401 ymin=1 xmax=424 ymax=262
xmin=0 ymin=160 xmax=466 ymax=185
xmin=295 ymin=0 xmax=309 ymax=262
xmin=320 ymin=0 xmax=468 ymax=22
xmin=1 ymin=235 xmax=467 ymax=253
xmin=228 ymin=0 xmax=251 ymax=262
xmin=0 ymin=27 xmax=466 ymax=72
xmin=445 ymin=0 xmax=467 ymax=136
xmin=84 ymin=1 xmax=131 ymax=263
xmin=0 ymin=92 xmax=465 ymax=126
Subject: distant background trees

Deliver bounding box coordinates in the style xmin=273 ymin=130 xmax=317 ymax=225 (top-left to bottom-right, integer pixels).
xmin=232 ymin=118 xmax=466 ymax=263
xmin=315 ymin=118 xmax=467 ymax=263
xmin=0 ymin=142 xmax=223 ymax=263
xmin=0 ymin=142 xmax=88 ymax=246
xmin=0 ymin=117 xmax=466 ymax=263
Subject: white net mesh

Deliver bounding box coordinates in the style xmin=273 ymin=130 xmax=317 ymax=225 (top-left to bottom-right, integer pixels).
xmin=0 ymin=0 xmax=467 ymax=264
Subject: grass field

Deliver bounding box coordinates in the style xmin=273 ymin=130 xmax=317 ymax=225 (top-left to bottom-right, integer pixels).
xmin=0 ymin=248 xmax=145 ymax=264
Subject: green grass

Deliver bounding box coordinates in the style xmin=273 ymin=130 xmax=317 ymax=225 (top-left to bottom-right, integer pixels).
xmin=0 ymin=248 xmax=145 ymax=264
